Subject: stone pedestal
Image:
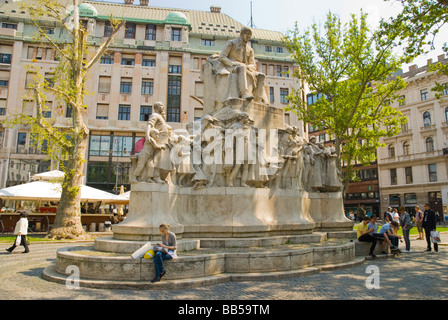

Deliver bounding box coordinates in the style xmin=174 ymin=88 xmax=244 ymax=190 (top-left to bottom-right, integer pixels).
xmin=112 ymin=183 xmax=315 ymax=240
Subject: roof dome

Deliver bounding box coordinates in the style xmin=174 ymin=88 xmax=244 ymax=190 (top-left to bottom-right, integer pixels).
xmin=164 ymin=11 xmax=189 ymax=25
xmin=78 ymin=3 xmax=98 ymax=18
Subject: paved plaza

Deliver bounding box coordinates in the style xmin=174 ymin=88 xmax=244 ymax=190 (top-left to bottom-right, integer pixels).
xmin=1 ymin=234 xmax=447 ymax=300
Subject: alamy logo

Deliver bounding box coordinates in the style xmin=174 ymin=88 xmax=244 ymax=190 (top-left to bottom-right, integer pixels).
xmin=65 ymin=265 xmax=80 ymax=290
xmin=365 ymin=265 xmax=380 ymax=290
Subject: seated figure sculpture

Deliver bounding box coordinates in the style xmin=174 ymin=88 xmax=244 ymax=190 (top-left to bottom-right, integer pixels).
xmin=202 ymin=27 xmax=269 ymax=114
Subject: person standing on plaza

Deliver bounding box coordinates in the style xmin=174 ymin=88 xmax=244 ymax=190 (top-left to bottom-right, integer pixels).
xmin=151 ymin=223 xmax=177 ymax=283
xmin=384 ymin=207 xmax=393 ymax=223
xmin=399 ymin=206 xmax=412 ymax=252
xmin=423 ymin=203 xmax=438 ymax=252
xmin=357 ymin=204 xmax=366 ymax=222
xmin=357 ymin=216 xmax=378 ymax=257
xmin=415 ymin=206 xmax=424 ymax=240
xmin=392 ymin=208 xmax=400 ymax=224
xmin=6 ymin=212 xmax=29 ymax=254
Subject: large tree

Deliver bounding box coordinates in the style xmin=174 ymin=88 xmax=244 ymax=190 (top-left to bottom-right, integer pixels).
xmin=284 ymin=11 xmax=408 ymax=192
xmin=7 ymin=0 xmax=124 ymax=239
xmin=380 ymin=0 xmax=448 ymax=95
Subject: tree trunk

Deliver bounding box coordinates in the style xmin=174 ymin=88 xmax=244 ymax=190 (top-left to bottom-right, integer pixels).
xmin=49 ymin=134 xmax=89 ymax=240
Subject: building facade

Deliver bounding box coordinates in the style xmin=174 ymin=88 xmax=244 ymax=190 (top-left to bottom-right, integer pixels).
xmin=0 ymin=0 xmax=302 ymax=192
xmin=377 ymin=55 xmax=448 ymax=220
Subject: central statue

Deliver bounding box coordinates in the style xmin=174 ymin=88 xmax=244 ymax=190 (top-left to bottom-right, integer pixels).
xmin=202 ymin=26 xmax=269 ymax=114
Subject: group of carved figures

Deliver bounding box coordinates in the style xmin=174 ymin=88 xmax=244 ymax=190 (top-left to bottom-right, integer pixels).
xmin=129 ymin=102 xmax=342 ymax=192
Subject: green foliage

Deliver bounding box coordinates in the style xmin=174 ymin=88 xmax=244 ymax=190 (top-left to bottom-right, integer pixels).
xmin=380 ymin=0 xmax=448 ymax=95
xmin=284 ymin=11 xmax=407 ymax=191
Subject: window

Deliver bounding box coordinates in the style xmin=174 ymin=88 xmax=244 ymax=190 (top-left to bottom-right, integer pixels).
xmin=140 ymin=106 xmax=152 ymax=121
xmin=145 ymin=24 xmax=156 ymax=40
xmin=167 ymin=75 xmax=181 ymax=122
xmin=118 ymin=105 xmax=131 ymax=121
xmin=124 ymin=22 xmax=136 ymax=39
xmin=96 ymin=104 xmax=109 ymax=120
xmin=428 ymin=164 xmax=437 ymax=182
xmin=405 ymin=167 xmax=413 ymax=184
xmin=66 ymin=103 xmax=73 ymax=118
xmin=121 ymin=57 xmax=135 ymax=66
xmin=423 ymin=111 xmax=431 ymax=127
xmin=89 ymin=135 xmax=111 ymax=156
xmin=276 ymin=66 xmax=282 ymax=77
xmin=389 ymin=194 xmax=400 ymax=206
xmin=426 ymin=137 xmax=434 ymax=152
xmin=112 ymin=135 xmax=132 ymax=157
xmin=445 ymin=107 xmax=448 ymax=122
xmin=388 ymin=144 xmax=395 ymax=158
xmin=421 ymin=89 xmax=429 ymax=101
xmin=141 ymin=80 xmax=154 ymax=95
xmin=398 ymin=95 xmax=406 ymax=106
xmin=403 ymin=141 xmax=410 ymax=155
xmin=44 ymin=27 xmax=54 ymax=35
xmin=280 ymin=88 xmax=289 ymax=103
xmin=307 ymin=94 xmax=317 ymax=105
xmin=0 ymin=80 xmax=8 ymax=87
xmin=265 ymin=46 xmax=272 ymax=52
xmin=404 ymin=193 xmax=417 ymax=205
xmin=390 ymin=168 xmax=397 ymax=185
xmin=2 ymin=23 xmax=17 ymax=30
xmin=104 ymin=21 xmax=113 ymax=37
xmin=142 ymin=58 xmax=156 ymax=67
xmin=44 ymin=73 xmax=54 ymax=88
xmin=269 ymin=87 xmax=274 ymax=103
xmin=171 ymin=28 xmax=182 ymax=41
xmin=276 ymin=47 xmax=284 ymax=53
xmin=100 ymin=54 xmax=113 ymax=64
xmin=25 ymin=72 xmax=36 ymax=89
xmin=42 ymin=111 xmax=51 ymax=118
xmin=201 ymin=39 xmax=215 ymax=46
xmin=0 ymin=107 xmax=5 ymax=116
xmin=120 ymin=78 xmax=132 ymax=94
xmin=17 ymin=132 xmax=26 ymax=152
xmin=0 ymin=53 xmax=11 ymax=64
xmin=443 ymin=83 xmax=448 ymax=96
xmin=283 ymin=66 xmax=289 ymax=78
xmin=169 ymin=65 xmax=182 ymax=74
xmin=98 ymin=76 xmax=111 ymax=93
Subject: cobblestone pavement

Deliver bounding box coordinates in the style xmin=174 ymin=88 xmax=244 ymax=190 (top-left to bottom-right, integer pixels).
xmin=1 ymin=234 xmax=447 ymax=300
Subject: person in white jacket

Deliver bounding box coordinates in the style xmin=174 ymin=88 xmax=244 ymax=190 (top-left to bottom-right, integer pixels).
xmin=6 ymin=212 xmax=29 ymax=253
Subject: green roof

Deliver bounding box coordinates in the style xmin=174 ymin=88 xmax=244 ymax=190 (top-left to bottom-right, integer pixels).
xmin=164 ymin=11 xmax=189 ymax=26
xmin=79 ymin=3 xmax=98 ymax=18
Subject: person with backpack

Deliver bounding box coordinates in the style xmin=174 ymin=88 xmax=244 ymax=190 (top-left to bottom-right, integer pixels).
xmin=399 ymin=206 xmax=413 ymax=252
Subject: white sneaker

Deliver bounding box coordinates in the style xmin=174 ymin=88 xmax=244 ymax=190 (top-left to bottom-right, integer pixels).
xmin=402 ymin=250 xmax=410 ymax=253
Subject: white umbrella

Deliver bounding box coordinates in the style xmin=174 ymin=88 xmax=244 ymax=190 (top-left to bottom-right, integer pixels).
xmin=31 ymin=170 xmax=65 ymax=181
xmin=0 ymin=181 xmax=128 ymax=204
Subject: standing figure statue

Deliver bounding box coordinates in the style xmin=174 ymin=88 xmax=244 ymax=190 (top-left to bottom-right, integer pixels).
xmin=131 ymin=128 xmax=166 ymax=183
xmin=146 ymin=102 xmax=173 ymax=184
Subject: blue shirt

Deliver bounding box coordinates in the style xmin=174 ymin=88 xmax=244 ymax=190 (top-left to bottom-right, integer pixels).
xmin=379 ymin=223 xmax=392 ymax=234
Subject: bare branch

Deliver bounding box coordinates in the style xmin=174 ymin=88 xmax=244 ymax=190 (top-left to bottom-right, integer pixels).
xmin=84 ymin=20 xmax=126 ymax=71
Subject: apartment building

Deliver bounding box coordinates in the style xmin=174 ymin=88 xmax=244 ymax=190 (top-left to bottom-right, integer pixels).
xmin=0 ymin=0 xmax=302 ymax=192
xmin=377 ymin=55 xmax=448 ymax=219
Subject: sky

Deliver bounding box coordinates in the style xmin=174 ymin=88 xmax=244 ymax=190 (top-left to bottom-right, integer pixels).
xmin=102 ymin=0 xmax=447 ymax=70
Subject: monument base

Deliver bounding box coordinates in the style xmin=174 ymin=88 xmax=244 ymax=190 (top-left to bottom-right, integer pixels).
xmin=112 ymin=183 xmax=320 ymax=241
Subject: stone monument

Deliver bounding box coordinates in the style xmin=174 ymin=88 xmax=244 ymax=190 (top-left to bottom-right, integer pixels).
xmin=113 ymin=26 xmax=352 ymax=241
xmin=43 ymin=27 xmax=357 ymax=289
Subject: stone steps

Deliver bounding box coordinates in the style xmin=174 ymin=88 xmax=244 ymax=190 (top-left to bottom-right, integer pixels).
xmin=43 ymin=256 xmax=366 ymax=290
